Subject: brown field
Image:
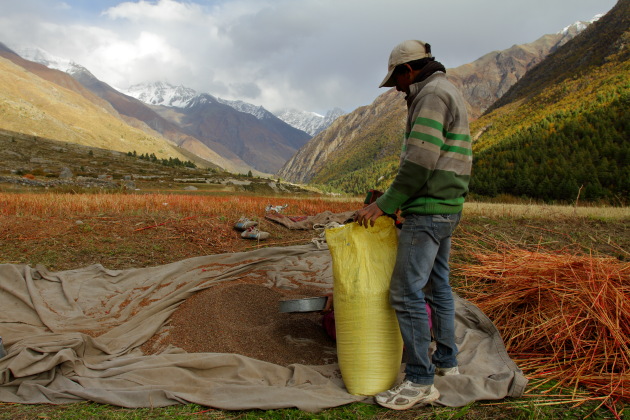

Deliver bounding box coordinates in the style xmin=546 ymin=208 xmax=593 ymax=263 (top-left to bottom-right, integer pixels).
xmin=1 ymin=191 xmax=627 ymax=271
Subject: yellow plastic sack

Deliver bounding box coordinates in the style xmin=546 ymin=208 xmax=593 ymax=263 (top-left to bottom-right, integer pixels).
xmin=325 ymin=216 xmax=403 ymax=395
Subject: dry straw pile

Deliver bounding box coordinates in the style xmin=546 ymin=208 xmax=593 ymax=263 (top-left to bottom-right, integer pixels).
xmin=457 ymin=246 xmax=629 ymax=415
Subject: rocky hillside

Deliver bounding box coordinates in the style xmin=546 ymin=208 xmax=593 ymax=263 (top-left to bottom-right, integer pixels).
xmin=0 ymin=50 xmax=210 ymax=167
xmin=277 ymin=22 xmax=591 ymax=185
xmin=277 ymin=90 xmax=405 ymax=185
xmin=449 ymin=24 xmax=588 ymax=119
xmin=0 ymin=128 xmax=313 ymax=195
xmin=149 ymin=94 xmax=310 ymax=175
xmin=278 ymin=2 xmax=628 ymax=204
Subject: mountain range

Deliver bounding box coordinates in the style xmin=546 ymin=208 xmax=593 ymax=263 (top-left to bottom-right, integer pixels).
xmin=279 ymin=0 xmax=628 ymax=204
xmin=0 ymin=44 xmax=216 ymax=169
xmin=9 ymin=48 xmax=350 ymax=174
xmin=6 ymin=48 xmax=341 ymax=175
xmin=277 ymin=16 xmax=599 ymax=184
xmin=1 ymin=4 xmax=624 ymax=204
xmin=124 ymin=81 xmax=345 ymax=136
xmin=16 ymin=48 xmax=346 ymax=139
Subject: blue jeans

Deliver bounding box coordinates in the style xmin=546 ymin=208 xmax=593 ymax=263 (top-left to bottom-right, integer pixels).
xmin=389 ymin=212 xmax=461 ymax=385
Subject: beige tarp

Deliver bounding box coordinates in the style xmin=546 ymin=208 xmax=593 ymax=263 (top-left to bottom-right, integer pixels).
xmin=0 ymin=244 xmax=526 ymax=411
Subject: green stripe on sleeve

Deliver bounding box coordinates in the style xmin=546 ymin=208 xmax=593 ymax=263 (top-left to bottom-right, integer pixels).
xmin=445 ymin=132 xmax=471 ymax=142
xmin=415 ymin=117 xmax=444 ymax=131
xmin=442 ymin=144 xmax=473 ymax=155
xmin=409 ymin=131 xmax=444 ymax=148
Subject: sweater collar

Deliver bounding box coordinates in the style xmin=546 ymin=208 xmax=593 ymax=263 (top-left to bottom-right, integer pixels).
xmin=406 ymin=72 xmax=446 ymax=103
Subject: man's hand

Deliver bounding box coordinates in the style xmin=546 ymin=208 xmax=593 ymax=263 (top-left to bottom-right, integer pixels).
xmin=322 ymin=293 xmax=333 ymax=313
xmin=354 ymin=201 xmax=384 ymax=228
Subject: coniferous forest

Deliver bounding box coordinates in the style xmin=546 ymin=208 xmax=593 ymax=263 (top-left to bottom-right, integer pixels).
xmin=471 ymin=93 xmax=629 ymax=204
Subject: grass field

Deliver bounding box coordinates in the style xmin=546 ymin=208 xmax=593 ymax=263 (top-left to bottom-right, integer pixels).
xmin=0 ymin=190 xmax=628 ymax=419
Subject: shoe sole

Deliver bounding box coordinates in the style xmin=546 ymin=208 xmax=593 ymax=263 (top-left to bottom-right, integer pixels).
xmin=376 ymin=388 xmax=440 ymax=410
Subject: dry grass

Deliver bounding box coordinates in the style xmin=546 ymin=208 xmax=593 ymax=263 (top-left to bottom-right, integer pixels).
xmin=0 ymin=191 xmax=360 ymax=270
xmin=3 ymin=191 xmax=625 ymax=220
xmin=457 ymin=247 xmax=629 ymax=416
xmin=465 ymin=201 xmax=629 ymax=220
xmin=0 ymin=191 xmax=359 ymax=218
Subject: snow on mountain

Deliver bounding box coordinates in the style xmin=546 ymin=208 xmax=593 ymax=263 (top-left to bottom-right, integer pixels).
xmin=15 ymin=46 xmax=73 ymax=72
xmin=15 ymin=46 xmax=345 ymax=138
xmin=559 ymin=14 xmax=602 ymax=35
xmin=124 ymin=81 xmax=200 ymax=108
xmin=123 ymin=81 xmax=344 ymax=136
xmin=15 ymin=46 xmax=95 ymax=81
xmin=215 ymin=97 xmax=346 ymax=136
xmin=275 ymin=109 xmax=323 ymax=136
xmin=123 ymin=82 xmax=277 ymax=120
xmin=217 ymin=98 xmax=271 ymax=120
xmin=186 ymin=93 xmax=219 ymax=107
xmin=275 ymin=107 xmax=346 ymax=136
xmin=321 ymin=108 xmax=346 ymax=131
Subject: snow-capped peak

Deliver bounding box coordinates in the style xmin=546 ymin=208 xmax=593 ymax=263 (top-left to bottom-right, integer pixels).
xmin=14 ymin=46 xmax=85 ymax=74
xmin=122 ymin=81 xmax=345 ymax=134
xmin=217 ymin=98 xmax=271 ymax=120
xmin=559 ymin=14 xmax=602 ymax=35
xmin=275 ymin=107 xmax=345 ymax=136
xmin=124 ymin=81 xmax=200 ymax=108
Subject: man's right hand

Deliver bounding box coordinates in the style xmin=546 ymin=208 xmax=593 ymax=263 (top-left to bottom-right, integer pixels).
xmin=354 ymin=202 xmax=384 ymax=228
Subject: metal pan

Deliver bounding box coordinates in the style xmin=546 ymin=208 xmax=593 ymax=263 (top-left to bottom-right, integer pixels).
xmin=279 ymin=296 xmax=327 ymax=313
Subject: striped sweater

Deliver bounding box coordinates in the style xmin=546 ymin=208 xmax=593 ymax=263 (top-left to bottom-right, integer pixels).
xmin=375 ymin=72 xmax=472 ymax=216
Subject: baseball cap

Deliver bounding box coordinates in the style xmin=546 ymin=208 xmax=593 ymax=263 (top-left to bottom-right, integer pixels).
xmin=379 ymin=40 xmax=432 ymax=88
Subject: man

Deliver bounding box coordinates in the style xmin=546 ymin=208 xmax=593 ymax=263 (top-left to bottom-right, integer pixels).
xmin=355 ymin=40 xmax=472 ymax=410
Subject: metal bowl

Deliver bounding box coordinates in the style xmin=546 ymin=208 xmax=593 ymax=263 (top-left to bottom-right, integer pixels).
xmin=279 ymin=296 xmax=328 ymax=313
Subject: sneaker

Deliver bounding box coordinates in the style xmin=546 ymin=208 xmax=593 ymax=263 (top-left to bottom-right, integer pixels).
xmin=241 ymin=227 xmax=270 ymax=240
xmin=234 ymin=217 xmax=257 ymax=231
xmin=436 ymin=366 xmax=460 ymax=376
xmin=375 ymin=380 xmax=439 ymax=410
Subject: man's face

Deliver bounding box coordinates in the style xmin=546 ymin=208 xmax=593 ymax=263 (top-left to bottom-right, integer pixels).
xmin=393 ymin=64 xmax=413 ymax=93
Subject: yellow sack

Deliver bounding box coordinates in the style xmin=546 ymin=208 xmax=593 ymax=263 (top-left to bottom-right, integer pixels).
xmin=325 ymin=216 xmax=403 ymax=395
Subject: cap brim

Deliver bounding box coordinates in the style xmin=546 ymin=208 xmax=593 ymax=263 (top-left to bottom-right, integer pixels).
xmin=379 ymin=69 xmax=395 ymax=88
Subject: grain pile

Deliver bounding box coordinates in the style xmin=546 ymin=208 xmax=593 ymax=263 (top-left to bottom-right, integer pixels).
xmin=142 ymin=280 xmax=337 ymax=367
xmin=457 ymin=247 xmax=629 ymax=414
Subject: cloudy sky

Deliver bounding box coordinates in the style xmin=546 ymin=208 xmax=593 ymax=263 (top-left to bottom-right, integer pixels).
xmin=0 ymin=0 xmax=617 ymax=115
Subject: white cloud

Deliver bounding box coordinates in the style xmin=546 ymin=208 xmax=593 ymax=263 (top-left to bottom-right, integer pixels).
xmin=103 ymin=0 xmax=204 ymax=22
xmin=0 ymin=0 xmax=618 ymax=114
